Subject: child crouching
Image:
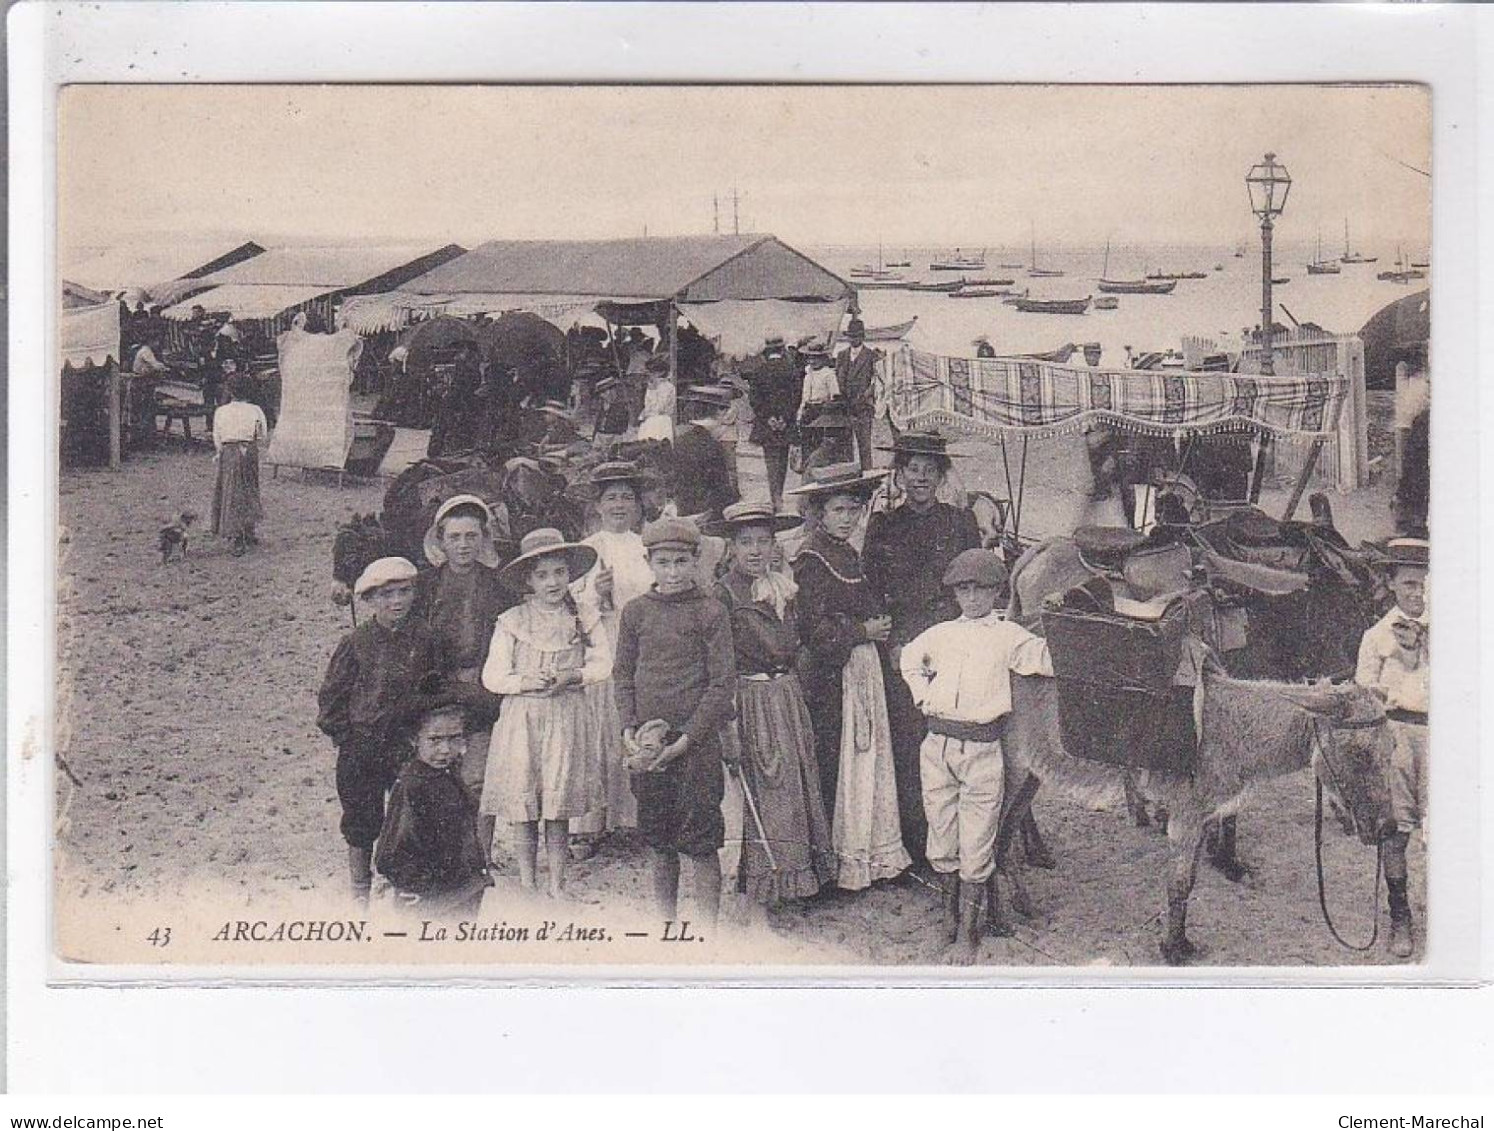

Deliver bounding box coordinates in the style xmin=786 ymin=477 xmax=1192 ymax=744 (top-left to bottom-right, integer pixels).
xmin=613 ymin=517 xmax=738 ymax=928
xmin=375 ymin=677 xmax=494 ymax=918
xmin=898 ymin=548 xmax=1053 ymax=963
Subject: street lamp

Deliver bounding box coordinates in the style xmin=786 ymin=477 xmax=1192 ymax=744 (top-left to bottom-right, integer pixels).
xmin=1246 ymin=152 xmax=1291 ymax=375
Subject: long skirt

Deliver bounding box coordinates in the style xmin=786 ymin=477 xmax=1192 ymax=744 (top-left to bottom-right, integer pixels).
xmin=833 ymin=644 xmax=912 ymax=890
xmin=571 ymin=679 xmax=637 ymax=835
xmin=735 ymin=673 xmax=835 ymax=903
xmin=211 ymin=441 xmax=263 ymax=540
xmin=482 ymin=689 xmax=602 ymax=822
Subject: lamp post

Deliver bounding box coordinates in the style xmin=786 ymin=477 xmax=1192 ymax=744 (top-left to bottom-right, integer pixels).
xmin=1246 ymin=152 xmax=1291 ymax=375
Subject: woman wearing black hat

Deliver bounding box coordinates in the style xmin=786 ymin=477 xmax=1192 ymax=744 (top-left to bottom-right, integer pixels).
xmin=862 ymin=430 xmax=982 ymax=862
xmin=788 ymin=464 xmax=911 ymax=890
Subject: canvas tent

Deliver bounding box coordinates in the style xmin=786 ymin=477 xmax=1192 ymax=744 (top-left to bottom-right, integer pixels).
xmin=62 ymin=240 xmax=265 ymax=305
xmin=60 ymin=295 xmax=126 ymax=467
xmin=161 ymin=243 xmax=466 ymax=328
xmin=337 ymin=235 xmax=855 ymax=359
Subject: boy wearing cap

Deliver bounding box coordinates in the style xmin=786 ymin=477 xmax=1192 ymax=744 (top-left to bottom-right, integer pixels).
xmin=1355 ymin=537 xmax=1430 ymax=959
xmin=864 ymin=430 xmax=982 ymax=864
xmin=899 ymin=548 xmax=1053 ymax=963
xmin=375 ymin=685 xmax=493 ymax=918
xmin=613 ymin=517 xmax=738 ymax=927
xmin=318 ymin=557 xmax=441 ymax=903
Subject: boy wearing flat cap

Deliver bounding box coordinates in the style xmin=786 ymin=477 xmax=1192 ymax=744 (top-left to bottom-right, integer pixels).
xmin=898 ymin=548 xmax=1053 ymax=963
xmin=612 ymin=517 xmax=738 ymax=928
xmin=1355 ymin=536 xmax=1429 ymax=959
xmin=317 ymin=557 xmax=440 ymax=903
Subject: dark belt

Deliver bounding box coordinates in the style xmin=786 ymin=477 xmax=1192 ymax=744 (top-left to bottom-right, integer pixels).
xmin=925 ymin=716 xmax=1004 ymax=743
xmin=1386 ymin=708 xmax=1428 ymax=726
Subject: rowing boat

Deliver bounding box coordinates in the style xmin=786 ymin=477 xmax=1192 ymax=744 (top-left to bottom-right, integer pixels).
xmin=1097 ymin=278 xmax=1176 ymax=295
xmin=1009 ymin=295 xmax=1091 ymax=315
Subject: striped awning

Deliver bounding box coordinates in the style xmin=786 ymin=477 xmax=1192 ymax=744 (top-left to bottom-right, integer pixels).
xmin=888 ymin=346 xmax=1349 ymax=441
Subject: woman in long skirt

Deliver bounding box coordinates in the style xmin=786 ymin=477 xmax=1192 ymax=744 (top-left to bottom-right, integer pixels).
xmin=787 ymin=463 xmax=910 ymax=890
xmin=706 ymin=501 xmax=835 ymax=904
xmin=210 ymin=369 xmax=268 ymax=556
xmin=569 ymin=461 xmax=656 ymax=854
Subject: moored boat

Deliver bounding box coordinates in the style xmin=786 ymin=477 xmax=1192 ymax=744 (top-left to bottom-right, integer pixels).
xmin=930 ymin=248 xmax=986 ymax=271
xmin=1098 ymin=277 xmax=1176 ymax=295
xmin=1027 ymin=225 xmax=1065 ymax=277
xmin=900 ymin=279 xmax=965 ymax=293
xmin=1340 ymin=218 xmax=1378 ymax=264
xmin=1009 ymin=295 xmax=1091 ymax=315
xmin=1094 ymin=296 xmax=1119 ymax=310
xmin=856 ymin=315 xmax=918 ymax=342
xmin=1306 ymin=231 xmax=1341 ymax=274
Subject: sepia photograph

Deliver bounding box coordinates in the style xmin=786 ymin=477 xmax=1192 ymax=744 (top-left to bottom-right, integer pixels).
xmin=52 ymin=81 xmax=1434 ymax=971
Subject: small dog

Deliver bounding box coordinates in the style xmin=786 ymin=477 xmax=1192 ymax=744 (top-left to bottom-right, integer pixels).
xmin=158 ymin=511 xmax=198 ymax=563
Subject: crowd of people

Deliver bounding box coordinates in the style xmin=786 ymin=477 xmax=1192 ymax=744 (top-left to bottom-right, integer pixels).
xmin=163 ymin=304 xmax=1426 ymax=963
xmin=310 ymin=355 xmax=1075 ymax=960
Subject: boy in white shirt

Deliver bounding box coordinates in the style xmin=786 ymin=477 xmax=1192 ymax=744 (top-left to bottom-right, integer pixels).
xmin=1354 ymin=536 xmax=1429 ymax=959
xmin=899 ymin=548 xmax=1052 ymax=963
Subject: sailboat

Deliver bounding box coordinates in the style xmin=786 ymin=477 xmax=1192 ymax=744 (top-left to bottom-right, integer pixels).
xmin=1340 ymin=218 xmax=1378 ymax=265
xmin=849 ymin=242 xmax=905 ymax=282
xmin=1027 ymin=224 xmax=1065 ymax=277
xmin=929 ymin=246 xmax=987 ymax=272
xmin=1307 ymin=230 xmax=1341 ymax=275
xmin=1097 ymin=239 xmax=1176 ymax=294
xmin=1377 ymin=247 xmax=1424 ymax=283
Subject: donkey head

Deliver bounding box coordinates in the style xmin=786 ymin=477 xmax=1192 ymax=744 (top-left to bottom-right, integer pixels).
xmin=1306 ymin=684 xmax=1397 ymax=846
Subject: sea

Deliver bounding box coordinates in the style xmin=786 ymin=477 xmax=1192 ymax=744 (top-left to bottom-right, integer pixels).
xmin=805 ymin=241 xmax=1425 ymax=364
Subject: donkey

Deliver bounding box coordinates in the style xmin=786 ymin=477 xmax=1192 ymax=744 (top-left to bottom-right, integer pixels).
xmin=997 ymin=665 xmax=1391 ymax=963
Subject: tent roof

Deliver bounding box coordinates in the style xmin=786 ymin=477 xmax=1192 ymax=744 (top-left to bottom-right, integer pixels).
xmin=197 ymin=243 xmax=465 ymax=290
xmin=61 ymin=240 xmax=265 ymax=295
xmin=161 ymin=283 xmax=339 ymax=322
xmin=396 ymin=235 xmax=852 ymax=303
xmin=164 ymin=243 xmax=467 ymax=322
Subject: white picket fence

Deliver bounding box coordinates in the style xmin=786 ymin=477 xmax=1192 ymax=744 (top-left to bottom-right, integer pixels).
xmin=1182 ymin=329 xmax=1369 ymax=491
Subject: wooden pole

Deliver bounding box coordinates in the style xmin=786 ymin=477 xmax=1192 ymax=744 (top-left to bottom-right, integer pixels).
xmin=668 ymin=300 xmax=679 ymax=420
xmin=108 ymin=363 xmax=122 ymax=470
xmin=1281 ymin=436 xmax=1324 ymax=521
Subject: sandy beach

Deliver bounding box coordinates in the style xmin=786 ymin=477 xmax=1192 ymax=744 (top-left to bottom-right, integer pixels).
xmin=54 ymin=400 xmax=1421 ymax=967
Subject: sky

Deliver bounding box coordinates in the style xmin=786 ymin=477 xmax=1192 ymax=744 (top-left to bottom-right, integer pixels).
xmin=59 ymin=84 xmax=1431 ymax=254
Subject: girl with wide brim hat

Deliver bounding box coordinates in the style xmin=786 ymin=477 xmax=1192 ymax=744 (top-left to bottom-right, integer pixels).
xmin=702 ymin=499 xmax=805 ymax=538
xmin=496 ymin=528 xmax=599 ymax=594
xmin=784 ymin=460 xmax=891 ymax=503
xmin=423 ymin=494 xmax=505 ymax=569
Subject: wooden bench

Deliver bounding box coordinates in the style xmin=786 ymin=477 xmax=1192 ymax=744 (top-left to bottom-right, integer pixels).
xmin=156 ymin=397 xmax=211 ymax=443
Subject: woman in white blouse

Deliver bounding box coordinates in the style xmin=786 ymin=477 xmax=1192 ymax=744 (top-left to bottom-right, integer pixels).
xmin=210 ymin=366 xmax=269 ymax=556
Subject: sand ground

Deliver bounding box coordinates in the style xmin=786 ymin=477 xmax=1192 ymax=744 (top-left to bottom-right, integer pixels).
xmin=54 ymin=409 xmax=1423 ymax=968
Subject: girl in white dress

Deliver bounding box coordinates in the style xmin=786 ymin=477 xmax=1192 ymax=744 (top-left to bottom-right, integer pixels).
xmin=483 ymin=529 xmax=609 ymax=897
xmin=637 ymin=356 xmax=676 ymax=442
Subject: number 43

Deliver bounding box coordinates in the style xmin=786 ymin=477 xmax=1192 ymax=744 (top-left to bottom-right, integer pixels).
xmin=147 ymin=927 xmax=172 ymax=948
